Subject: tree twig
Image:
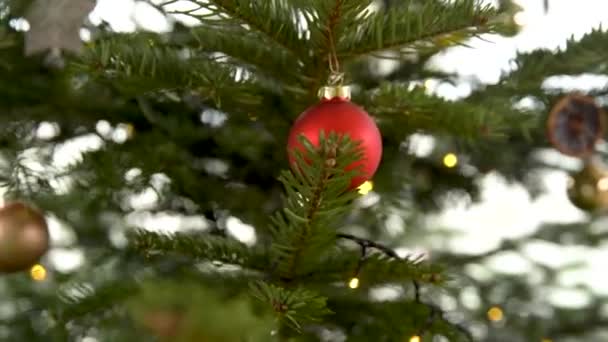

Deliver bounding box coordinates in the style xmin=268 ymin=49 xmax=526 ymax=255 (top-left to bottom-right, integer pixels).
xmin=337 ymin=233 xmax=473 ymax=341
xmin=336 ymin=233 xmax=400 ymax=258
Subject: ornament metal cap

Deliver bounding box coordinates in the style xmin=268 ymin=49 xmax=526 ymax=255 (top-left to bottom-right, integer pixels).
xmin=318 ymin=85 xmax=351 ymax=100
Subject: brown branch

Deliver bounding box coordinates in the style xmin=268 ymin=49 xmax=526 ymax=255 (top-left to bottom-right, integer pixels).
xmin=336 ymin=233 xmax=400 ymax=258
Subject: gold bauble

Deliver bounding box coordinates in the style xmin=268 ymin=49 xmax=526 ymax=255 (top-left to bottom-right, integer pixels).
xmin=567 ymin=160 xmax=608 ymax=212
xmin=0 ymin=202 xmax=49 ymax=273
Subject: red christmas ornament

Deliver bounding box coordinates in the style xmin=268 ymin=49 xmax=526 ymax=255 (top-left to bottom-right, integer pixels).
xmin=287 ymin=86 xmax=382 ymax=189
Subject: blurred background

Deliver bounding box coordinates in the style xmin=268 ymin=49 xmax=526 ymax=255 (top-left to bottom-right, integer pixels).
xmin=3 ymin=0 xmax=608 ymax=341
xmin=80 ymin=0 xmax=608 ymax=322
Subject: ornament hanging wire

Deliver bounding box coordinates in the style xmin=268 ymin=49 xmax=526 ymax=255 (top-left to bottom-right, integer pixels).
xmin=326 ymin=27 xmax=344 ymax=86
xmin=317 ymin=25 xmax=346 ymax=99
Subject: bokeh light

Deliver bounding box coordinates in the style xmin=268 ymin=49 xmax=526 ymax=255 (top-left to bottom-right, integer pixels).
xmin=357 ymin=181 xmax=373 ymax=195
xmin=409 ymin=335 xmax=421 ymax=342
xmin=487 ymin=306 xmax=504 ymax=322
xmin=597 ymin=177 xmax=608 ymax=191
xmin=30 ymin=264 xmax=47 ymax=281
xmin=442 ymin=153 xmax=458 ymax=168
xmin=348 ymin=277 xmax=359 ymax=289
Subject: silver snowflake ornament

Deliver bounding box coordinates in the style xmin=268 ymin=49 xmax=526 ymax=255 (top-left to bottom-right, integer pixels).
xmin=24 ymin=0 xmax=96 ymax=56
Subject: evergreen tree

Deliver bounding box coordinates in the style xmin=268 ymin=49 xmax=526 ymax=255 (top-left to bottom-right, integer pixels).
xmin=0 ymin=0 xmax=605 ymax=341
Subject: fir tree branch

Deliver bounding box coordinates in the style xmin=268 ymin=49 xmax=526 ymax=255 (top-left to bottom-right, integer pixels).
xmin=336 ymin=232 xmax=400 ymax=258
xmin=326 ymin=293 xmax=471 ymax=341
xmin=362 ymin=83 xmax=536 ymax=142
xmin=129 ymin=229 xmax=268 ymax=270
xmin=302 ymin=248 xmax=442 ymax=285
xmin=269 ymin=134 xmax=361 ymax=279
xmin=508 ymin=28 xmax=608 ymax=86
xmin=470 ymin=28 xmax=608 ymax=100
xmin=184 ymin=0 xmax=305 ymax=58
xmin=337 ymin=233 xmax=471 ymax=340
xmin=188 ymin=25 xmax=311 ymax=88
xmin=250 ymin=281 xmax=332 ymax=333
xmin=73 ymin=35 xmax=263 ymax=110
xmin=55 ymin=279 xmax=139 ymax=323
xmin=413 ymin=281 xmax=474 ymax=341
xmin=335 ymin=233 xmax=443 ymax=285
xmin=339 ymin=0 xmax=497 ymax=59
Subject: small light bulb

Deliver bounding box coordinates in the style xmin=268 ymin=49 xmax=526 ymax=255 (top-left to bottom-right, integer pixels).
xmin=30 ymin=264 xmax=47 ymax=281
xmin=409 ymin=335 xmax=421 ymax=342
xmin=357 ymin=181 xmax=373 ymax=195
xmin=487 ymin=306 xmax=504 ymax=322
xmin=443 ymin=153 xmax=458 ymax=168
xmin=348 ymin=277 xmax=359 ymax=289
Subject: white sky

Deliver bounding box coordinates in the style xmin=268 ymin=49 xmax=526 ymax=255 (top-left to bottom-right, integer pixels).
xmin=30 ymin=0 xmax=608 ymax=310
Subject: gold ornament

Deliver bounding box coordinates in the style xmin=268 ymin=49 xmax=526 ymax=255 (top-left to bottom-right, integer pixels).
xmin=0 ymin=202 xmax=49 ymax=273
xmin=567 ymin=160 xmax=608 ymax=212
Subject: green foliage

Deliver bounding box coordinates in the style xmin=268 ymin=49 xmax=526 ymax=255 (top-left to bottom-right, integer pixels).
xmin=182 ymin=0 xmax=305 ymax=57
xmin=327 ymin=295 xmax=469 ymax=342
xmin=269 ymin=134 xmax=362 ymax=279
xmin=307 ymin=249 xmax=444 ymax=286
xmin=129 ymin=229 xmax=268 ymax=270
xmin=502 ymin=28 xmax=608 ymax=94
xmin=3 ymin=0 xmax=608 ymax=341
xmin=363 ymin=83 xmax=537 ymax=142
xmin=250 ymin=281 xmax=332 ymax=332
xmin=188 ymin=24 xmax=307 ymax=87
xmin=129 ymin=279 xmax=276 ymax=342
xmin=458 ymin=27 xmax=608 ymax=185
xmin=56 ymin=278 xmax=139 ymax=323
xmin=359 ymin=253 xmax=445 ymax=284
xmin=75 ymin=34 xmax=263 ymax=109
xmin=100 ymin=0 xmax=507 ymax=105
xmin=337 ymin=0 xmax=497 ymax=59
